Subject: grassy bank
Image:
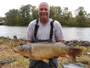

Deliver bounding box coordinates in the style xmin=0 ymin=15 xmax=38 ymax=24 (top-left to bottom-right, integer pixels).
xmin=0 ymin=37 xmax=90 ymax=68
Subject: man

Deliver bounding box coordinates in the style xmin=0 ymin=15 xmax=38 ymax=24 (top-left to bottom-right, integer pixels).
xmin=27 ymin=2 xmax=63 ymax=68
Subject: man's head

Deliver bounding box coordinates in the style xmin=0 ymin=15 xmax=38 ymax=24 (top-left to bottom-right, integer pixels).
xmin=38 ymin=2 xmax=50 ymax=20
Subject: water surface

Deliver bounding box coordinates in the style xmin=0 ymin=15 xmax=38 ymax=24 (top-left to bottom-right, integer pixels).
xmin=0 ymin=25 xmax=90 ymax=41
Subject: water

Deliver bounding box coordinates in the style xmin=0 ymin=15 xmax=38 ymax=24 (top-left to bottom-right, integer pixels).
xmin=63 ymin=27 xmax=90 ymax=41
xmin=61 ymin=63 xmax=87 ymax=68
xmin=0 ymin=25 xmax=90 ymax=41
xmin=0 ymin=26 xmax=27 ymax=39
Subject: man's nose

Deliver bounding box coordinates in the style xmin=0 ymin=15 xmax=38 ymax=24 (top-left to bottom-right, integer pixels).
xmin=42 ymin=9 xmax=46 ymax=12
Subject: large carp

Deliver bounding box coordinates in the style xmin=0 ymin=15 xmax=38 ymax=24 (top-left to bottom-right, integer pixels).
xmin=14 ymin=42 xmax=83 ymax=63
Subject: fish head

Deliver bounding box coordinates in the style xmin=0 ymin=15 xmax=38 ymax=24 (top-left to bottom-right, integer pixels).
xmin=14 ymin=44 xmax=31 ymax=53
xmin=14 ymin=44 xmax=32 ymax=58
xmin=14 ymin=45 xmax=24 ymax=53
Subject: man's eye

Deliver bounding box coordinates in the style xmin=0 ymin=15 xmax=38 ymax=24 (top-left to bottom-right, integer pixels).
xmin=45 ymin=9 xmax=48 ymax=11
xmin=40 ymin=9 xmax=43 ymax=11
xmin=40 ymin=8 xmax=48 ymax=11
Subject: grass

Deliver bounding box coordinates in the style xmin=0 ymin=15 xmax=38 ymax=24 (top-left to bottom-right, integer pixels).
xmin=0 ymin=37 xmax=90 ymax=68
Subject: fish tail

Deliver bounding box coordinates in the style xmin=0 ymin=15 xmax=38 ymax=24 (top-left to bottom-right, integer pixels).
xmin=69 ymin=48 xmax=83 ymax=63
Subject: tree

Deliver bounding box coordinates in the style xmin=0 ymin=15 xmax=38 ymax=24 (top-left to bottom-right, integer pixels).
xmin=55 ymin=6 xmax=62 ymax=23
xmin=50 ymin=6 xmax=56 ymax=19
xmin=61 ymin=7 xmax=69 ymax=25
xmin=75 ymin=7 xmax=87 ymax=27
xmin=5 ymin=9 xmax=20 ymax=25
xmin=86 ymin=13 xmax=90 ymax=26
xmin=0 ymin=17 xmax=3 ymax=22
xmin=31 ymin=6 xmax=39 ymax=19
xmin=19 ymin=4 xmax=32 ymax=26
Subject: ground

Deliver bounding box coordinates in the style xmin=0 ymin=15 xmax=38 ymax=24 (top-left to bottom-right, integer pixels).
xmin=0 ymin=37 xmax=90 ymax=68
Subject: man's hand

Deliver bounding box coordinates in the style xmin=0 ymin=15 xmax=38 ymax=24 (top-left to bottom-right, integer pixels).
xmin=42 ymin=59 xmax=49 ymax=64
xmin=54 ymin=56 xmax=59 ymax=58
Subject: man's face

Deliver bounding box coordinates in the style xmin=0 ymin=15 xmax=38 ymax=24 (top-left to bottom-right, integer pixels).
xmin=38 ymin=3 xmax=49 ymax=19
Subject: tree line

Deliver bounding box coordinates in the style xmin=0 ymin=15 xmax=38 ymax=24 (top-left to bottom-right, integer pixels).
xmin=0 ymin=4 xmax=90 ymax=27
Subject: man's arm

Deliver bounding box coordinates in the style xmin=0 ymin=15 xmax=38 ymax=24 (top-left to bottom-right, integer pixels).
xmin=26 ymin=20 xmax=36 ymax=42
xmin=54 ymin=21 xmax=64 ymax=41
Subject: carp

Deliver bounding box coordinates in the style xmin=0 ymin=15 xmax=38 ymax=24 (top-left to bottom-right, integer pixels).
xmin=14 ymin=42 xmax=83 ymax=63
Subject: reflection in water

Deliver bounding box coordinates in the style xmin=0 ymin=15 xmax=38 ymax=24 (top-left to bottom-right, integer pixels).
xmin=0 ymin=26 xmax=90 ymax=41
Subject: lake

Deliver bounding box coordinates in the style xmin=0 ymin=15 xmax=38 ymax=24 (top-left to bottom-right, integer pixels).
xmin=0 ymin=25 xmax=90 ymax=41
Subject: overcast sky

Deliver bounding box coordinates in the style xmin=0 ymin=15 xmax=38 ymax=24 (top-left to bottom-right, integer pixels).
xmin=0 ymin=0 xmax=90 ymax=17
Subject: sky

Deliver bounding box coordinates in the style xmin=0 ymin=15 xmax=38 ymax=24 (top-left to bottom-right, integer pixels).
xmin=0 ymin=0 xmax=90 ymax=17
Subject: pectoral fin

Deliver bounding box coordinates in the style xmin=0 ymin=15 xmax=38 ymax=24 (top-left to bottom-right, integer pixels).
xmin=42 ymin=59 xmax=49 ymax=64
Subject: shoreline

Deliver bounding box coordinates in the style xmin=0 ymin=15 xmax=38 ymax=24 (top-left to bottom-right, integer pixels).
xmin=0 ymin=36 xmax=90 ymax=47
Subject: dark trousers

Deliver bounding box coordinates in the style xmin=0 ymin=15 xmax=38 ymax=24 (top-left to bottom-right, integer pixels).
xmin=29 ymin=58 xmax=58 ymax=68
xmin=29 ymin=39 xmax=58 ymax=68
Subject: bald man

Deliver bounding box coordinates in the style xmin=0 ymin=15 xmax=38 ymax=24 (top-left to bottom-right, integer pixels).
xmin=27 ymin=2 xmax=63 ymax=68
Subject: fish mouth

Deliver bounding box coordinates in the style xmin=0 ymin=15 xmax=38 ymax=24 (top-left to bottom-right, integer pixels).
xmin=14 ymin=48 xmax=21 ymax=53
